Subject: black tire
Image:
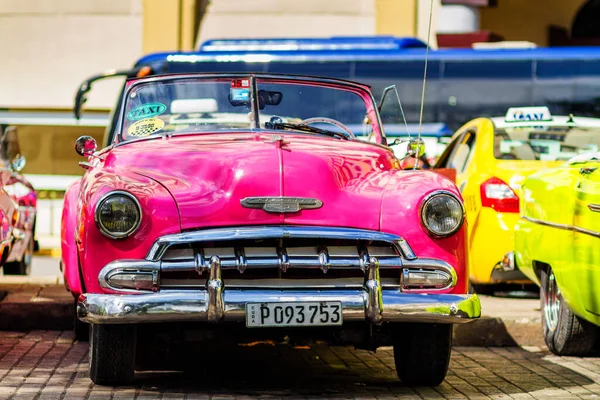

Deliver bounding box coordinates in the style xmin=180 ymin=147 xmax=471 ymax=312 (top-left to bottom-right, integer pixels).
xmin=73 ymin=298 xmax=89 ymax=342
xmin=540 ymin=267 xmax=598 ymax=356
xmin=89 ymin=324 xmax=137 ymax=385
xmin=393 ymin=323 xmax=452 ymax=386
xmin=3 ymin=237 xmax=33 ymax=275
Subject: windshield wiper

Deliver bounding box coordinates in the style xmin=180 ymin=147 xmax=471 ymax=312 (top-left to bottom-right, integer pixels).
xmin=268 ymin=121 xmax=349 ymax=140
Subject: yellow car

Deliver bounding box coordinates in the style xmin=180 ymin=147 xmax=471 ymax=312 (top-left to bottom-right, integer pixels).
xmin=434 ymin=107 xmax=600 ymax=291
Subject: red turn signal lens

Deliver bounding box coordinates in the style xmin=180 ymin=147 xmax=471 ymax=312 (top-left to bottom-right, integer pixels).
xmin=480 ymin=177 xmax=519 ymax=213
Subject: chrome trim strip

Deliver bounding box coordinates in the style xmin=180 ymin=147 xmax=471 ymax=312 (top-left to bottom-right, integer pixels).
xmin=207 ymin=256 xmax=224 ymax=322
xmin=522 ymin=216 xmax=600 ymax=239
xmin=240 ymin=197 xmax=323 ymax=213
xmin=98 ymin=260 xmax=160 ymax=292
xmin=589 ymin=204 xmax=600 ymax=213
xmin=364 ymin=257 xmax=383 ymax=323
xmin=78 ymin=291 xmax=480 ymax=325
xmin=98 ymin=256 xmax=456 ymax=293
xmin=147 ymin=226 xmax=417 ymax=262
xmin=318 ymin=248 xmax=331 ymax=273
xmin=160 ymin=277 xmax=400 ymax=289
xmin=396 ymin=238 xmax=417 ymax=260
xmin=401 ymin=258 xmax=457 ymax=291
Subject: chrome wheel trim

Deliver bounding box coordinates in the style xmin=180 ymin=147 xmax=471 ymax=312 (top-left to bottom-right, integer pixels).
xmin=544 ymin=271 xmax=560 ymax=332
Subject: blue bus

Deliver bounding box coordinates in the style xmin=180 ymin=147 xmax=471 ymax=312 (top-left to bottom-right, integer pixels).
xmin=75 ymin=36 xmax=600 ymax=141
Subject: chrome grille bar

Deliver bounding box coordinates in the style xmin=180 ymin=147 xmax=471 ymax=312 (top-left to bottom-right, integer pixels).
xmin=147 ymin=226 xmax=417 ymax=261
xmin=160 ymin=245 xmax=401 ymax=271
xmin=207 ymin=256 xmax=224 ymax=323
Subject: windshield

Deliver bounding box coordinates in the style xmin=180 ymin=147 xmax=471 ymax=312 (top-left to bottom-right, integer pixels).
xmin=119 ymin=76 xmax=381 ymax=143
xmin=494 ymin=126 xmax=600 ymax=161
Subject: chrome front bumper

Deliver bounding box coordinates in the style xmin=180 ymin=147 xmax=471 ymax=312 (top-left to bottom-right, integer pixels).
xmin=77 ymin=290 xmax=480 ymax=325
xmin=81 ymin=226 xmax=480 ymax=325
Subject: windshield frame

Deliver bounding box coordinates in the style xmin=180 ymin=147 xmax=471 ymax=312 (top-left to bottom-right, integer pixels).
xmin=113 ymin=73 xmax=385 ymax=146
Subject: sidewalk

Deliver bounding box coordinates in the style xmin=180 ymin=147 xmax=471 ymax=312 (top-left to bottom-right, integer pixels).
xmin=3 ymin=335 xmax=598 ymax=399
xmin=0 ymin=281 xmax=545 ymax=347
xmin=0 ymin=282 xmax=72 ymax=331
xmin=454 ymin=293 xmax=544 ymax=347
xmin=34 ymin=234 xmax=61 ymax=257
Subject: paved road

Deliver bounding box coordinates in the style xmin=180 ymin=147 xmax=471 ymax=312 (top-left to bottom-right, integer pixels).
xmin=30 ymin=256 xmax=61 ymax=279
xmin=1 ymin=331 xmax=600 ymax=399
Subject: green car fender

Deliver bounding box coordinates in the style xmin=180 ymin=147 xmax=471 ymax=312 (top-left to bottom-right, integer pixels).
xmin=515 ymin=162 xmax=600 ymax=326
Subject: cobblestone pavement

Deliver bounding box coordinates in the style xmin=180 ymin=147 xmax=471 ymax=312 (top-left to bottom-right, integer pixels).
xmin=1 ymin=331 xmax=600 ymax=399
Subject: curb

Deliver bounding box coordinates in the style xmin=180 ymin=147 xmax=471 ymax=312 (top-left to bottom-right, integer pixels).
xmin=34 ymin=248 xmax=61 ymax=257
xmin=0 ymin=283 xmax=73 ymax=331
xmin=0 ymin=299 xmax=73 ymax=331
xmin=453 ymin=316 xmax=544 ymax=348
xmin=0 ymin=276 xmax=62 ymax=285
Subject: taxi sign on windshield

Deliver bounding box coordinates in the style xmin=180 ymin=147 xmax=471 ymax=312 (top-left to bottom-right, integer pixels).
xmin=230 ymin=79 xmax=250 ymax=103
xmin=505 ymin=107 xmax=552 ymax=123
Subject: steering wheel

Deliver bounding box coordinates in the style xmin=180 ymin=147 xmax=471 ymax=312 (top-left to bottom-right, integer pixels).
xmin=301 ymin=117 xmax=355 ymax=139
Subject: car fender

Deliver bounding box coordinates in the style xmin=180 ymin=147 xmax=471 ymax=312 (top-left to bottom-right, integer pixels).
xmin=380 ymin=170 xmax=468 ymax=294
xmin=77 ymin=168 xmax=181 ymax=293
xmin=61 ymin=179 xmax=83 ymax=296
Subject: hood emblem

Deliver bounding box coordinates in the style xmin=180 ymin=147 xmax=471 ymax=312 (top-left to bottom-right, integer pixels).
xmin=241 ymin=197 xmax=323 ymax=213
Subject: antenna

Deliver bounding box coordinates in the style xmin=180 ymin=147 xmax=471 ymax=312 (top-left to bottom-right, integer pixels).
xmin=414 ymin=0 xmax=435 ymax=170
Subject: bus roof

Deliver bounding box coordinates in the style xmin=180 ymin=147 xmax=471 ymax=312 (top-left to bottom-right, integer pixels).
xmin=199 ymin=36 xmax=427 ymax=52
xmin=135 ymin=35 xmax=600 ymax=66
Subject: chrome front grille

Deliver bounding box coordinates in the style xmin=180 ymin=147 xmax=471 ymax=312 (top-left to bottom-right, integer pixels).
xmin=99 ymin=226 xmax=456 ymax=294
xmin=162 ymin=244 xmax=400 ymax=270
xmin=159 ymin=241 xmax=403 ymax=289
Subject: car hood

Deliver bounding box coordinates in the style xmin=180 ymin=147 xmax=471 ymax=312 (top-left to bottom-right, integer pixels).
xmin=105 ymin=132 xmax=397 ymax=231
xmin=494 ymin=160 xmax=563 ymax=193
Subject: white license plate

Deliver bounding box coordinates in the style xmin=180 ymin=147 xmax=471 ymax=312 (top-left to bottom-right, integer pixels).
xmin=246 ymin=301 xmax=343 ymax=328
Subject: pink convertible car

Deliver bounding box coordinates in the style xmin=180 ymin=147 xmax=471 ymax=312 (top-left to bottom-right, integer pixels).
xmin=62 ymin=73 xmax=480 ymax=386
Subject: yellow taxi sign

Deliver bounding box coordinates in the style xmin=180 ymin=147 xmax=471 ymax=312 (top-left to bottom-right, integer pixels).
xmin=505 ymin=107 xmax=552 ymax=123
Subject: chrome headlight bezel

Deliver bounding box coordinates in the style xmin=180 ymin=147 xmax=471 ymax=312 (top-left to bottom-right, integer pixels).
xmin=94 ymin=191 xmax=142 ymax=239
xmin=419 ymin=190 xmax=465 ymax=238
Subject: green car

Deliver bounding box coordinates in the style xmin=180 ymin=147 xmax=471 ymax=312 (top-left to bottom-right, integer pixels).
xmin=514 ymin=151 xmax=600 ymax=355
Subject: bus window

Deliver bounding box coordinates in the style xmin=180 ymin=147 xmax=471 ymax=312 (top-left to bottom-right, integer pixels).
xmin=354 ymin=60 xmax=442 ymax=125
xmin=266 ymin=61 xmax=352 ymax=79
xmin=169 ymin=61 xmax=267 ymax=74
xmin=441 ymin=60 xmax=533 ymax=127
xmin=572 ymin=60 xmax=600 ymax=116
xmin=534 ymin=59 xmax=576 ymax=116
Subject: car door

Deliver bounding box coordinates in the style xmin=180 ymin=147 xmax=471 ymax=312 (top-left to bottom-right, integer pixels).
xmin=435 ymin=124 xmax=477 ymax=179
xmin=572 ymin=162 xmax=600 ymax=314
xmin=435 ymin=123 xmax=478 ymax=199
xmin=434 ymin=123 xmax=480 ymax=241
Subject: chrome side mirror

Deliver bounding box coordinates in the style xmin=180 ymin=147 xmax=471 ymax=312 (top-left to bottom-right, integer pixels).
xmin=75 ymin=136 xmax=97 ymax=157
xmin=11 ymin=155 xmax=26 ymax=172
xmin=406 ymin=138 xmax=426 ymax=158
xmin=390 ymin=138 xmax=406 ymax=146
xmin=1 ymin=126 xmax=25 ymax=172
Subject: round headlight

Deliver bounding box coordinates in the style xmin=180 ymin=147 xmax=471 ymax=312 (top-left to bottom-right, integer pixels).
xmin=95 ymin=192 xmax=141 ymax=239
xmin=420 ymin=192 xmax=464 ymax=237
